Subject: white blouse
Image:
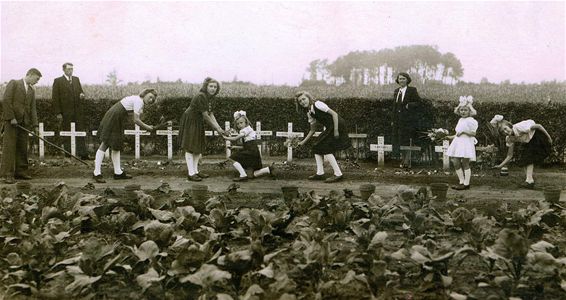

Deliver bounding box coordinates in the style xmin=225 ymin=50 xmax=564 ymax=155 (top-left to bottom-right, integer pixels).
xmin=240 ymin=126 xmax=257 ymax=142
xmin=506 ymin=120 xmax=536 ymax=146
xmin=120 ymin=95 xmax=144 ymax=115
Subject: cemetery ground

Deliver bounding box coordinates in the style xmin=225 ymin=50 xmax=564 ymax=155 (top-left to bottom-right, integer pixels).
xmin=1 ymin=154 xmax=566 ymax=299
xmin=12 ymin=154 xmax=566 ymax=201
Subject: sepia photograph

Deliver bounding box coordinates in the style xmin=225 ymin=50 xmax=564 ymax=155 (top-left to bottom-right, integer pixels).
xmin=0 ymin=0 xmax=565 ymax=298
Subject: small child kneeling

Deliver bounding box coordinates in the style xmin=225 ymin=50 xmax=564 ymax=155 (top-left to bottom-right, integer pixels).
xmin=223 ymin=111 xmax=274 ymax=182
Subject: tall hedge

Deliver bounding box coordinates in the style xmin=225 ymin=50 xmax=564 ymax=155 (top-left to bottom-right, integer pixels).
xmin=2 ymin=97 xmax=565 ymax=163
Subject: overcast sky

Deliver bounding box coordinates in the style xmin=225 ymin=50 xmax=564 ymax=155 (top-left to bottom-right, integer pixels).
xmin=1 ymin=1 xmax=564 ymax=86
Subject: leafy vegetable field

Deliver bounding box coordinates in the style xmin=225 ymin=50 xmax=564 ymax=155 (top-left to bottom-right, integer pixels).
xmin=1 ymin=180 xmax=565 ymax=299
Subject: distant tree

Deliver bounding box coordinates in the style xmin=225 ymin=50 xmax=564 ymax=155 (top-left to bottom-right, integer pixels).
xmin=106 ymin=69 xmax=123 ymax=86
xmin=480 ymin=77 xmax=490 ymax=84
xmin=299 ymin=79 xmax=329 ymax=88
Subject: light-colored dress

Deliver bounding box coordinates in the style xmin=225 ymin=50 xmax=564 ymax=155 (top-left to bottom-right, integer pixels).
xmin=447 ymin=117 xmax=478 ymax=160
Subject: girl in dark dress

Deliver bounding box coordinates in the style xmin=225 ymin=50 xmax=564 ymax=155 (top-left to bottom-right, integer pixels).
xmin=222 ymin=111 xmax=273 ymax=181
xmin=295 ymin=91 xmax=351 ymax=183
xmin=491 ymin=114 xmax=552 ymax=189
xmin=178 ymin=77 xmax=226 ymax=181
xmin=93 ymin=88 xmax=157 ymax=183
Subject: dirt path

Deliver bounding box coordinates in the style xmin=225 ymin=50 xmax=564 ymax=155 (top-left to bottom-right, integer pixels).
xmin=5 ymin=172 xmax=561 ymax=204
xmin=2 ymin=156 xmax=565 ymax=203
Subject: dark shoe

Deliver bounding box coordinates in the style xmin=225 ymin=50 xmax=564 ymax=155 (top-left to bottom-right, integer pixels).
xmin=113 ymin=172 xmax=133 ymax=180
xmin=233 ymin=176 xmax=248 ymax=182
xmin=325 ymin=175 xmax=344 ymax=183
xmin=451 ymin=184 xmax=465 ymax=190
xmin=519 ymin=182 xmax=535 ymax=189
xmin=196 ymin=172 xmax=209 ymax=179
xmin=308 ymin=174 xmax=326 ymax=181
xmin=453 ymin=184 xmax=470 ymax=190
xmin=187 ymin=175 xmax=202 ymax=182
xmin=93 ymin=174 xmax=106 ymax=183
xmin=14 ymin=173 xmax=32 ymax=180
xmin=3 ymin=177 xmax=16 ymax=184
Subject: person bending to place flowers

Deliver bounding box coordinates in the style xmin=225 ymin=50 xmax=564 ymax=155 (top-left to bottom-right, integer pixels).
xmin=178 ymin=77 xmax=226 ymax=181
xmin=295 ymin=91 xmax=351 ymax=183
xmin=490 ymin=115 xmax=552 ymax=189
xmin=93 ymin=88 xmax=158 ymax=183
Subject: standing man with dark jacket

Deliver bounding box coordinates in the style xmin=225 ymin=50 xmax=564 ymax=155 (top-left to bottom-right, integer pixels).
xmin=0 ymin=68 xmax=42 ymax=184
xmin=392 ymin=72 xmax=422 ymax=168
xmin=52 ymin=62 xmax=89 ymax=159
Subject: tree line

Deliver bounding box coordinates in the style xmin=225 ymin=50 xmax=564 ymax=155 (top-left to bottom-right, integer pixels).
xmin=304 ymin=45 xmax=464 ymax=87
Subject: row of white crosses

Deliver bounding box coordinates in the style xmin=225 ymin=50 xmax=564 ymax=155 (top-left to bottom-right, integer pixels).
xmin=369 ymin=137 xmax=451 ymax=169
xmin=31 ymin=122 xmax=454 ymax=169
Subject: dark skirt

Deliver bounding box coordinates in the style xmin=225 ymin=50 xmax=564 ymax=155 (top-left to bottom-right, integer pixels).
xmin=178 ymin=108 xmax=205 ymax=154
xmin=391 ymin=121 xmax=419 ymax=156
xmin=312 ymin=121 xmax=352 ymax=155
xmin=230 ymin=140 xmax=262 ymax=170
xmin=516 ymin=130 xmax=551 ymax=166
xmin=97 ymin=103 xmax=128 ymax=151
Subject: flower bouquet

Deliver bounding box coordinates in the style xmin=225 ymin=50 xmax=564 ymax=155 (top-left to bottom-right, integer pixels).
xmin=283 ymin=136 xmax=302 ymax=148
xmin=423 ymin=128 xmax=450 ymax=143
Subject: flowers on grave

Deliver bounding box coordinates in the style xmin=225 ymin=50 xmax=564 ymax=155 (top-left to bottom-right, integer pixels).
xmin=283 ymin=136 xmax=302 ymax=148
xmin=423 ymin=128 xmax=450 ymax=143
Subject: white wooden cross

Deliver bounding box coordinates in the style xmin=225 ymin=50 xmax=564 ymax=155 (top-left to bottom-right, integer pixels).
xmin=59 ymin=122 xmax=86 ymax=157
xmin=37 ymin=123 xmax=55 ymax=160
xmin=275 ymin=122 xmax=304 ymax=162
xmin=91 ymin=130 xmax=110 ymax=159
xmin=156 ymin=126 xmax=179 ymax=160
xmin=370 ymin=136 xmax=393 ymax=167
xmin=204 ymin=131 xmax=221 ymax=136
xmin=255 ymin=121 xmax=273 ymax=157
xmin=255 ymin=121 xmax=273 ymax=140
xmin=434 ymin=140 xmax=450 ymax=170
xmin=124 ymin=124 xmax=151 ymax=159
xmin=400 ymin=138 xmax=421 ymax=168
xmin=224 ymin=121 xmax=232 ymax=158
xmin=349 ymin=133 xmax=368 ymax=159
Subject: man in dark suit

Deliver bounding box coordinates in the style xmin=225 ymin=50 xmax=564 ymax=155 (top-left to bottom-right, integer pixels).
xmin=0 ymin=68 xmax=42 ymax=184
xmin=52 ymin=62 xmax=89 ymax=159
xmin=392 ymin=72 xmax=422 ymax=168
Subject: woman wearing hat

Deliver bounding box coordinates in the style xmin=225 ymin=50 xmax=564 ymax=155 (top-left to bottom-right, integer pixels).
xmin=392 ymin=72 xmax=422 ymax=168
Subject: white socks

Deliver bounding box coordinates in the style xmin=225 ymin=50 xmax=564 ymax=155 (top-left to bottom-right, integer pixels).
xmin=194 ymin=154 xmax=201 ymax=174
xmin=93 ymin=149 xmax=105 ymax=176
xmin=185 ymin=152 xmax=196 ymax=176
xmin=463 ymin=168 xmax=471 ymax=186
xmin=324 ymin=154 xmax=342 ymax=176
xmin=253 ymin=167 xmax=270 ymax=178
xmin=111 ymin=150 xmax=123 ymax=175
xmin=233 ymin=162 xmax=247 ymax=177
xmin=315 ymin=154 xmax=324 ymax=175
xmin=526 ymin=164 xmax=534 ymax=183
xmin=455 ymin=168 xmax=464 ymax=184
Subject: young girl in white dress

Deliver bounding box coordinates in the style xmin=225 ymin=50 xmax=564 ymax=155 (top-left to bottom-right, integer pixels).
xmin=446 ymin=96 xmax=478 ymax=190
